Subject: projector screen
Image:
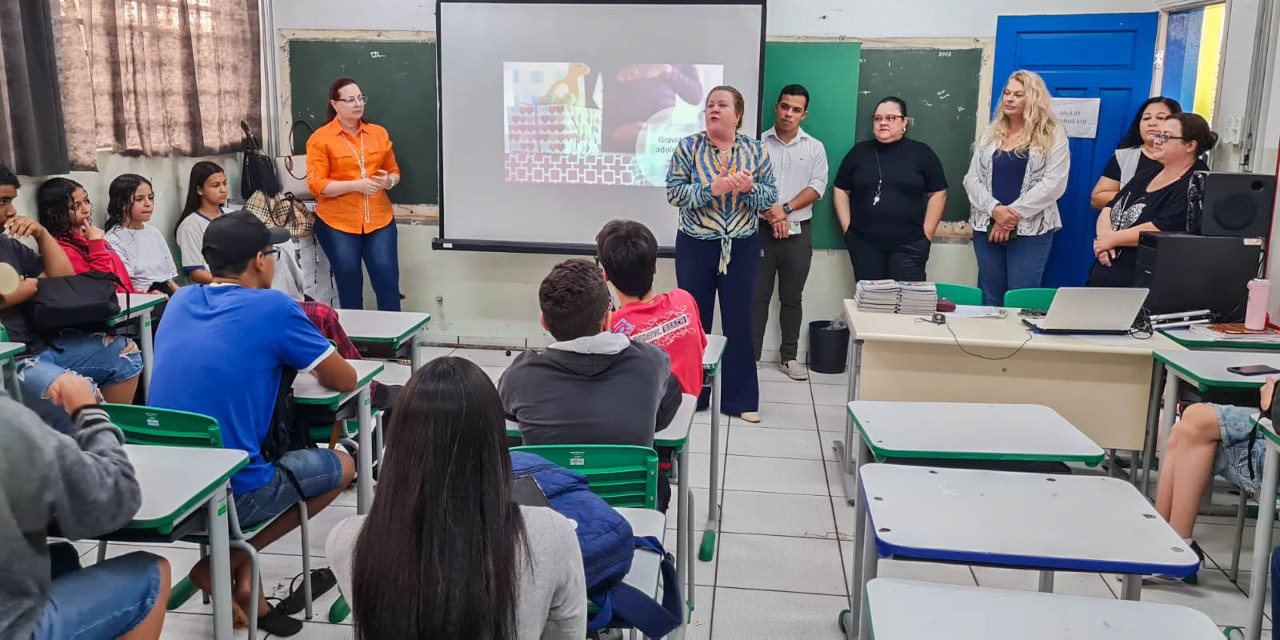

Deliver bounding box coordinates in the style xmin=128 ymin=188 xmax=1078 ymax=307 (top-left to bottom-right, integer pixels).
xmin=436 ymin=0 xmax=766 ymax=253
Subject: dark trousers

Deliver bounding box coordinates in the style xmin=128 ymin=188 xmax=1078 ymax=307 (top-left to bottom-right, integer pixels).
xmin=844 ymin=230 xmax=930 ymax=282
xmin=752 ymin=220 xmax=812 ymax=363
xmin=676 ymin=232 xmax=760 ymax=415
xmin=314 ymin=217 xmax=402 ymax=311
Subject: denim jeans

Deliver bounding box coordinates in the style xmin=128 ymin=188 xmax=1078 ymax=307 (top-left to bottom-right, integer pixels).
xmin=17 ymin=331 xmax=143 ymax=435
xmin=314 ymin=217 xmax=401 ymax=311
xmin=33 ymin=551 xmax=162 ymax=640
xmin=971 ymin=230 xmax=1056 ymax=307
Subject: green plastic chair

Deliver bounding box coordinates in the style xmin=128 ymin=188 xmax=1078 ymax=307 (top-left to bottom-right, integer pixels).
xmin=101 ymin=404 xmax=320 ymax=631
xmin=935 ymin=283 xmax=983 ymax=306
xmin=512 ymin=444 xmax=660 ymax=509
xmin=1004 ymin=288 xmax=1058 ymax=309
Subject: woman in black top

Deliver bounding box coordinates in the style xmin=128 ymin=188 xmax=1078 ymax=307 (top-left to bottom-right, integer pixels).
xmin=833 ymin=97 xmax=947 ymax=282
xmin=1089 ymin=97 xmax=1182 ymax=210
xmin=1088 ymin=112 xmax=1216 ymax=287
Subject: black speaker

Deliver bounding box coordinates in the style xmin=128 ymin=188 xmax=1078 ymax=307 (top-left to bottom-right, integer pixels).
xmin=1200 ymin=172 xmax=1276 ymax=239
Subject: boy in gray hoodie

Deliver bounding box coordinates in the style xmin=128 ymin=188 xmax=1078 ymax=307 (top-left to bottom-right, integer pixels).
xmin=0 ymin=373 xmax=171 ymax=640
xmin=500 ymin=259 xmax=682 ymax=507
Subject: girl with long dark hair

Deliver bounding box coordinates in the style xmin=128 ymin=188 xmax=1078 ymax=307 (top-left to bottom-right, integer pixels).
xmin=1090 ymin=97 xmax=1182 ymax=209
xmin=305 ymin=77 xmax=403 ymax=311
xmin=36 ymin=177 xmax=139 ymax=293
xmin=104 ymin=174 xmax=179 ymax=295
xmin=326 ymin=357 xmax=586 ymax=639
xmin=174 ymin=161 xmax=229 ymax=284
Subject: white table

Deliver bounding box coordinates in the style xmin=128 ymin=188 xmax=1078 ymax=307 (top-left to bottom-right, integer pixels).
xmin=0 ymin=341 xmax=24 ymax=400
xmin=700 ymin=334 xmax=726 ymax=563
xmin=337 ymin=309 xmax=432 ymax=370
xmin=842 ymin=402 xmax=1106 ymax=629
xmin=1144 ymin=350 xmax=1280 ymax=496
xmin=863 ymin=577 xmax=1224 ymax=639
xmin=112 ymin=444 xmax=247 ymax=640
xmin=618 ymin=507 xmax=666 ymax=597
xmin=293 ymin=359 xmax=384 ymax=513
xmin=109 ymin=293 xmax=166 ymax=398
xmin=657 ymin=393 xmax=696 ymax=616
xmin=846 ymin=464 xmax=1198 ymax=639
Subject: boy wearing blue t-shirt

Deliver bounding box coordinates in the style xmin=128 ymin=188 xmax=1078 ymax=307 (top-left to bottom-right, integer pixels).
xmin=150 ymin=212 xmax=357 ymax=636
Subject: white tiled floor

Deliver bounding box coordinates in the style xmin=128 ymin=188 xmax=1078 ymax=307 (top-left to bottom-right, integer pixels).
xmin=90 ymin=348 xmax=1276 ymax=638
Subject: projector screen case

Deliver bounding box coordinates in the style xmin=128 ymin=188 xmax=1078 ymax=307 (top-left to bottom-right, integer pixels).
xmin=434 ymin=0 xmax=767 ymax=255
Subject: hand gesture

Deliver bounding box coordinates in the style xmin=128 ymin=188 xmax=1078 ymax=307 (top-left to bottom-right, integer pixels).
xmin=991 ymin=205 xmax=1020 ymax=230
xmin=370 ymin=170 xmax=391 ymax=190
xmin=709 ymin=166 xmax=735 ymax=196
xmin=1262 ymin=376 xmax=1279 ymax=413
xmin=771 ymin=219 xmax=790 ymax=239
xmin=83 ymin=225 xmax=105 ymax=241
xmin=356 ymin=178 xmax=382 ymax=195
xmin=733 ymin=170 xmax=753 ymax=194
xmin=764 ymin=204 xmax=787 ymax=224
xmin=4 ymin=216 xmax=47 ymax=240
xmin=46 ymin=373 xmax=100 ymax=417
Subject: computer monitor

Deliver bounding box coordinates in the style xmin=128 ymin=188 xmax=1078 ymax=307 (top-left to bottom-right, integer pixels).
xmin=1134 ymin=232 xmax=1263 ymax=322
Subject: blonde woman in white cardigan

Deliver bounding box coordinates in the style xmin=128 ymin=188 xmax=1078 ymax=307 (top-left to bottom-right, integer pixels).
xmin=962 ymin=70 xmax=1070 ymax=306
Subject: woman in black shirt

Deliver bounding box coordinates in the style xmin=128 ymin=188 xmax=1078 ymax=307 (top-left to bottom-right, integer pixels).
xmin=1089 ymin=96 xmax=1182 ymax=210
xmin=833 ymin=97 xmax=948 ymax=282
xmin=1088 ymin=112 xmax=1216 ymax=287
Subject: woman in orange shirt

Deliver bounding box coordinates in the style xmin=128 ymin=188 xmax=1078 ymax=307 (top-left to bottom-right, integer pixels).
xmin=306 ymin=77 xmax=403 ymax=311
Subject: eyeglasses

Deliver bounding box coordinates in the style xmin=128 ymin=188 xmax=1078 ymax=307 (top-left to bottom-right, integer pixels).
xmin=873 ymin=115 xmax=904 ymax=124
xmin=262 ymin=247 xmax=281 ymax=259
xmin=1151 ymin=133 xmax=1187 ymax=143
xmin=336 ymin=95 xmax=368 ymax=105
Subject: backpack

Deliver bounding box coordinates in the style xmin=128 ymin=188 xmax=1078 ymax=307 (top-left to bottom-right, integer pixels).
xmin=509 ymin=452 xmax=683 ymax=638
xmin=24 ymin=271 xmax=124 ymax=336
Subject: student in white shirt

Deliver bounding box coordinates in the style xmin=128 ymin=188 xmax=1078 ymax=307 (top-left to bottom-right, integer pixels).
xmin=174 ymin=161 xmax=229 ymax=285
xmin=752 ymin=84 xmax=828 ymax=380
xmin=103 ymin=174 xmax=179 ymax=295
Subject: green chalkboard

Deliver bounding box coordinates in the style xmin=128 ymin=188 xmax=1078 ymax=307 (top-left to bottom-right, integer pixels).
xmin=287 ymin=39 xmax=438 ymax=205
xmin=855 ymin=48 xmax=982 ymax=224
xmin=762 ymin=41 xmax=861 ymax=250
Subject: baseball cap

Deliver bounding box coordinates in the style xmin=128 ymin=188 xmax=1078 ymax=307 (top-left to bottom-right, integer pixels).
xmin=201 ymin=210 xmax=292 ymax=271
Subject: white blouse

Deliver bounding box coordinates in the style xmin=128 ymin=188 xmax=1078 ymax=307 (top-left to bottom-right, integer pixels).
xmin=104 ymin=225 xmax=178 ymax=292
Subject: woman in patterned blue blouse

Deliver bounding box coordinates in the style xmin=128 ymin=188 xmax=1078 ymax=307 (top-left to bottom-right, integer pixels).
xmin=666 ymin=86 xmax=778 ymax=423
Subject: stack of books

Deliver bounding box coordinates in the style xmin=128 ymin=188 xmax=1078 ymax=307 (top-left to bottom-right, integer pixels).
xmin=1187 ymin=323 xmax=1280 ymax=343
xmin=854 ymin=280 xmax=939 ymax=316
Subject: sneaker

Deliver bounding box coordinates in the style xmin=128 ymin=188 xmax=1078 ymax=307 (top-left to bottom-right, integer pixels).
xmin=738 ymin=411 xmax=762 ymax=424
xmin=780 ymin=360 xmax=809 ymax=381
xmin=1146 ymin=540 xmax=1204 ymax=584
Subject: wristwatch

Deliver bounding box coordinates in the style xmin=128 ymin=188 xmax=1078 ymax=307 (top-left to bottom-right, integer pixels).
xmin=782 ymin=203 xmax=793 ymax=215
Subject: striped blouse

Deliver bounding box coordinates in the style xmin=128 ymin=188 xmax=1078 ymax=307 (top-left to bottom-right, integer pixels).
xmin=666 ymin=132 xmax=778 ymax=272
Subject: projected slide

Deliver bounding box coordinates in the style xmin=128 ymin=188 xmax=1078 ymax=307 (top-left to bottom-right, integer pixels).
xmin=503 ymin=62 xmax=724 ymax=187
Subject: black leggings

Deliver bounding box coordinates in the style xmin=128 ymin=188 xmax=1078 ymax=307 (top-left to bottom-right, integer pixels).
xmin=844 ymin=231 xmax=930 ymax=282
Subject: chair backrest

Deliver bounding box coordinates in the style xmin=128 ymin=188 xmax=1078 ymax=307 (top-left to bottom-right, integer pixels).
xmin=935 ymin=283 xmax=983 ymax=306
xmin=512 ymin=444 xmax=658 ymax=509
xmin=102 ymin=403 xmax=222 ymax=448
xmin=1004 ymin=288 xmax=1058 ymax=309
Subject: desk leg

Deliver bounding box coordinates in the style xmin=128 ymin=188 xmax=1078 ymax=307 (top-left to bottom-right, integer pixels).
xmin=138 ymin=313 xmax=154 ymax=401
xmin=207 ymin=484 xmax=233 ymax=640
xmin=846 ymin=439 xmax=870 ymax=640
xmin=1120 ymin=575 xmax=1141 ymax=601
xmin=856 ymin=506 xmax=878 ymax=640
xmin=1141 ymin=361 xmax=1166 ymax=496
xmin=1037 ymin=571 xmax=1054 ymax=593
xmin=700 ymin=369 xmax=722 ymax=562
xmin=840 ymin=340 xmax=863 ymax=504
xmin=1246 ymin=441 xmax=1279 ymax=640
xmin=3 ymin=359 xmax=21 ymax=402
xmin=409 ymin=328 xmax=424 ymax=372
xmin=357 ymin=387 xmax=374 ymax=514
xmin=675 ymin=446 xmax=691 ymax=626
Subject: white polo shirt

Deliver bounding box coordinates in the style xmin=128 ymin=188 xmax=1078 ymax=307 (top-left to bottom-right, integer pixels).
xmin=760 ymin=126 xmax=829 ymax=223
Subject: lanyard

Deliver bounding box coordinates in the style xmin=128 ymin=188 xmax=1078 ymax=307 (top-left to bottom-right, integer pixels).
xmin=340 ymin=130 xmax=370 ymax=224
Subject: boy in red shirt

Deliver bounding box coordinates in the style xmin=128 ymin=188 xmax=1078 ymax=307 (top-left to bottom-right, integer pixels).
xmin=596 ymin=220 xmax=707 ymax=396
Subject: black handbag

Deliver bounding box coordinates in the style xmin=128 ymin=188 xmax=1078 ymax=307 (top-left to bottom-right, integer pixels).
xmin=240 ymin=121 xmax=281 ymax=200
xmin=25 ymin=271 xmax=122 ymax=335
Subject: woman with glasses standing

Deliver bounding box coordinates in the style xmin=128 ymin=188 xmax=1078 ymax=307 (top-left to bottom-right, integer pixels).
xmin=1089 ymin=97 xmax=1182 ymax=209
xmin=306 ymin=77 xmax=403 ymax=310
xmin=1087 ymin=112 xmax=1215 ymax=287
xmin=963 ymin=70 xmax=1069 ymax=306
xmin=833 ymin=96 xmax=948 ymax=282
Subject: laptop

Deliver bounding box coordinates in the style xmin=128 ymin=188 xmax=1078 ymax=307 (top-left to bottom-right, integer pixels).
xmin=1019 ymin=287 xmax=1149 ymax=335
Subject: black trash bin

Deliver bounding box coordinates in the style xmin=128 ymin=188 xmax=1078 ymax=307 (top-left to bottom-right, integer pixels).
xmin=808 ymin=320 xmax=849 ymax=374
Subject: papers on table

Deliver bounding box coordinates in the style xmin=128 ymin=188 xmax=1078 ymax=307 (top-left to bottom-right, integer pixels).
xmin=855 ymin=280 xmax=939 ymax=316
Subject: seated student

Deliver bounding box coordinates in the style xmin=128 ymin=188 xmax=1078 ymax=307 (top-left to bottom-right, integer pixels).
xmin=500 ymin=259 xmax=682 ymax=505
xmin=1152 ymin=377 xmax=1277 ymax=584
xmin=0 ymin=164 xmax=144 ymax=434
xmin=175 ymin=161 xmax=308 ymax=298
xmin=596 ymin=219 xmax=707 ymax=396
xmin=327 ymin=357 xmax=585 ymax=640
xmin=104 ymin=174 xmax=180 ymax=295
xmin=150 ymin=212 xmax=357 ymax=636
xmin=35 ymin=177 xmax=140 ymax=293
xmin=1 ymin=371 xmax=171 ymax=640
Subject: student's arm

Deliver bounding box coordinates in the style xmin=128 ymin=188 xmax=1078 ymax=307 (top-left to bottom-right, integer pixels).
xmin=543 ymin=514 xmax=588 ymax=639
xmin=655 ymin=371 xmax=682 ymax=433
xmin=311 ymin=350 xmax=357 ymax=393
xmin=82 ymin=227 xmax=119 ymax=274
xmin=175 ymin=218 xmax=213 ymax=283
xmin=5 ymin=215 xmax=74 ymax=277
xmin=39 ymin=375 xmax=143 ymax=538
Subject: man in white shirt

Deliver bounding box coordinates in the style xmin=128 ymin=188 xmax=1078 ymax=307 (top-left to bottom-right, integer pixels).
xmin=752 ymin=85 xmax=829 ymax=380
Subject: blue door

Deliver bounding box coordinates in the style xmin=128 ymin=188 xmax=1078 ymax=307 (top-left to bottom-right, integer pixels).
xmin=993 ymin=13 xmax=1159 ymax=287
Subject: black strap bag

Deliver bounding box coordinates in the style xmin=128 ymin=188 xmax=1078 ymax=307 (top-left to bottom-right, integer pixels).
xmin=25 ymin=271 xmax=124 ymax=335
xmin=240 ymin=121 xmax=281 ymax=200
